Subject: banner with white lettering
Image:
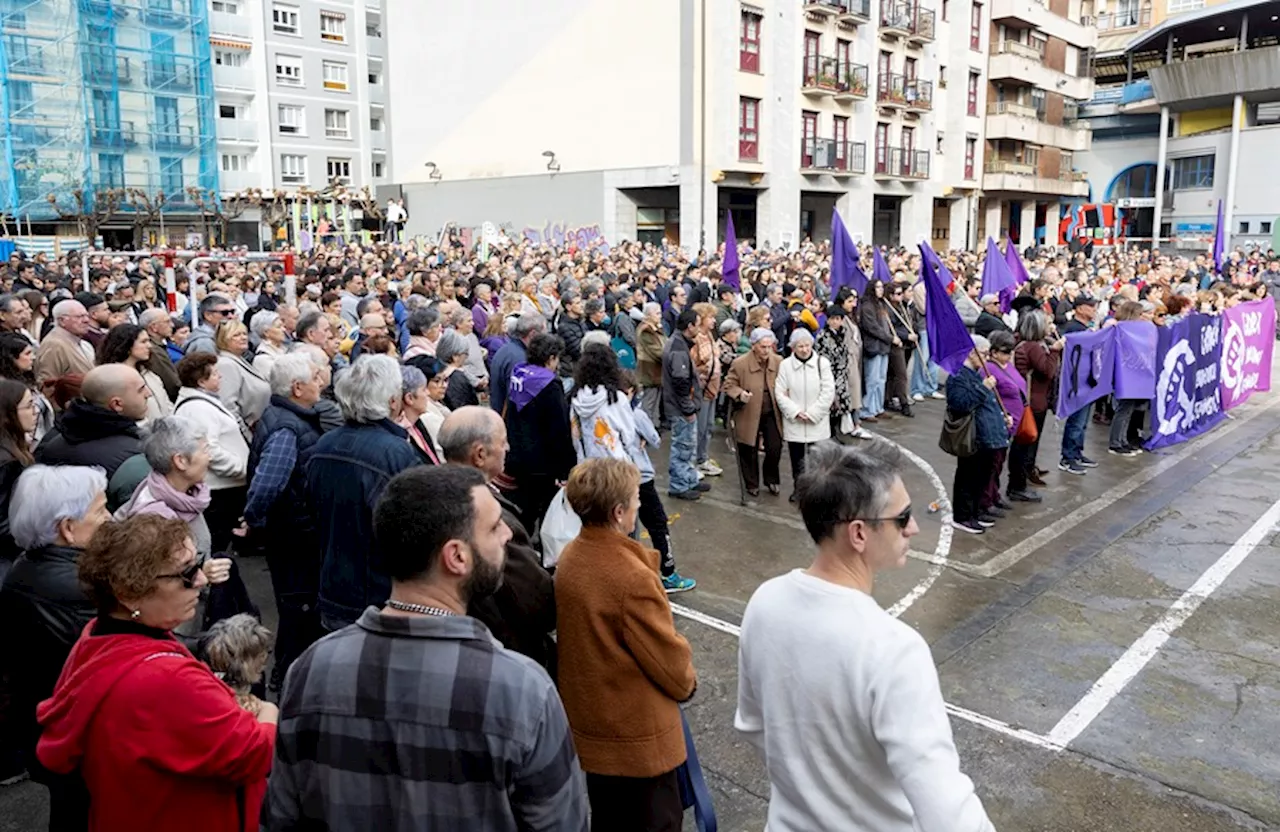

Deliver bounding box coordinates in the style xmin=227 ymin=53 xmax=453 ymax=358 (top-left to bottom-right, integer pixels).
xmin=1147 ymin=312 xmax=1227 ymax=449
xmin=1220 ymin=297 xmax=1275 ymax=411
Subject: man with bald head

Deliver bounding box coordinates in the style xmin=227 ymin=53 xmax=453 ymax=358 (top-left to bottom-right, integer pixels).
xmin=35 ymin=364 xmax=150 ymax=478
xmin=36 ymin=299 xmax=95 ymax=391
xmin=439 ymin=406 xmax=555 ymax=670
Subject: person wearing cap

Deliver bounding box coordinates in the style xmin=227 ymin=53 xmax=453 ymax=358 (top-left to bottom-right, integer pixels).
xmin=723 ymin=328 xmax=784 ymax=497
xmin=75 ymin=292 xmax=111 ymax=349
xmin=973 ymin=293 xmax=1010 ymax=341
xmin=1057 ymin=294 xmax=1100 ymax=475
xmin=774 ymin=328 xmax=834 ymax=502
xmin=437 ymin=329 xmax=479 ymax=411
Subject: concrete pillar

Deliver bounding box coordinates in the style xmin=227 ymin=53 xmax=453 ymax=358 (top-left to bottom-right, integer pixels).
xmin=1020 ymin=201 xmax=1038 ymax=247
xmin=1223 ymin=94 xmax=1244 ymax=250
xmin=1045 ymin=201 xmax=1061 ymax=246
xmin=678 ymin=174 xmax=717 ymax=256
xmin=1152 ymin=106 xmax=1170 ymax=248
xmin=949 ymin=198 xmax=969 ymax=250
xmin=756 ymin=174 xmax=800 ymax=250
xmin=985 ymin=200 xmax=1003 ymax=241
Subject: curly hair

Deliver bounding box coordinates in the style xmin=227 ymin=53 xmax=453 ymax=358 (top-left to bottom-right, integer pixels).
xmin=196 ymin=613 xmax=273 ymax=694
xmin=176 ymin=351 xmax=218 ymax=389
xmin=96 ymin=323 xmax=147 ymax=366
xmin=79 ymin=514 xmax=193 ymax=615
xmin=571 ymin=343 xmax=623 ymax=405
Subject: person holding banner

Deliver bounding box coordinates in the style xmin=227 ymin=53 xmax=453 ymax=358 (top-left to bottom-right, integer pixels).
xmin=1107 ymin=301 xmax=1147 ymax=456
xmin=1057 ymin=296 xmax=1100 ymax=475
xmin=946 ymin=336 xmax=1010 ymax=535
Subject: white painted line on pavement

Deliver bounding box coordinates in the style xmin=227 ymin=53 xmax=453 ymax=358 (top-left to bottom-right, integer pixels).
xmin=875 ymin=435 xmax=954 ymax=618
xmin=670 ymin=602 xmax=740 ymax=637
xmin=1045 ymin=496 xmax=1280 ymax=749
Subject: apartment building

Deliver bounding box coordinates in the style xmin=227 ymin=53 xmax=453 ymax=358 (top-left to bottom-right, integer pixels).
xmin=387 ymin=0 xmax=987 ymax=252
xmin=977 ymin=0 xmax=1095 ymax=247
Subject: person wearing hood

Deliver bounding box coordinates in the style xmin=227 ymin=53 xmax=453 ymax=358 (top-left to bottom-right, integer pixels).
xmin=34 ymin=364 xmax=147 ymax=479
xmin=35 ymin=514 xmax=277 ymax=832
xmin=504 ymin=333 xmax=576 ymax=530
xmin=775 ymin=328 xmax=834 ymax=502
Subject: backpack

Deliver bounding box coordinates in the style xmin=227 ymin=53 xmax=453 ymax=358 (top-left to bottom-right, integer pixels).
xmin=610 ymin=315 xmax=637 ymax=369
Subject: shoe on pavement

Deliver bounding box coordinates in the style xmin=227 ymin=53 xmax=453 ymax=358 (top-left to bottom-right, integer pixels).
xmin=862 ymin=415 xmax=879 ymax=423
xmin=1058 ymin=460 xmax=1087 ymax=475
xmin=668 ymin=490 xmax=701 ymax=501
xmin=931 ymin=391 xmax=946 ymax=400
xmin=697 ymin=460 xmax=724 ymax=476
xmin=1028 ymin=471 xmax=1048 ymax=486
xmin=1008 ymin=489 xmax=1043 ymax=502
xmin=912 ymin=393 xmax=925 ymax=402
xmin=694 ymin=481 xmax=712 ymax=492
xmin=788 ymin=492 xmax=798 ymax=503
xmin=662 ymin=572 xmax=697 ymax=593
xmin=985 ymin=506 xmax=1008 ymax=518
xmin=1108 ymin=446 xmax=1140 ymax=457
xmin=952 ymin=519 xmax=985 ymax=534
xmin=994 ymin=498 xmax=1013 ymax=510
xmin=1078 ymin=455 xmax=1099 ymax=468
xmin=853 ymin=427 xmax=874 ymax=439
xmin=976 ymin=514 xmax=998 ymax=527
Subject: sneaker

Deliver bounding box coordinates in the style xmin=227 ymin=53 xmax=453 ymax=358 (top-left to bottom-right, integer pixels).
xmin=668 ymin=490 xmax=701 ymax=501
xmin=993 ymin=498 xmax=1013 ymax=511
xmin=1008 ymin=489 xmax=1043 ymax=502
xmin=976 ymin=513 xmax=998 ymax=526
xmin=1078 ymin=455 xmax=1099 ymax=468
xmin=984 ymin=506 xmax=1008 ymax=518
xmin=1028 ymin=471 xmax=1048 ymax=486
xmin=853 ymin=427 xmax=874 ymax=439
xmin=1124 ymin=443 xmax=1146 ymax=454
xmin=952 ymin=519 xmax=985 ymax=534
xmin=912 ymin=393 xmax=925 ymax=402
xmin=1058 ymin=460 xmax=1087 ymax=475
xmin=1108 ymin=446 xmax=1140 ymax=457
xmin=695 ymin=468 xmax=705 ymax=481
xmin=697 ymin=460 xmax=724 ymax=477
xmin=694 ymin=481 xmax=712 ymax=492
xmin=662 ymin=572 xmax=697 ymax=593
xmin=930 ymin=391 xmax=946 ymax=400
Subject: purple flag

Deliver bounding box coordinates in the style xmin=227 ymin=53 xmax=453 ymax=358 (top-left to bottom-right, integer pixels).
xmin=508 ymin=363 xmax=557 ymax=412
xmin=1221 ymin=296 xmax=1275 ymax=410
xmin=1148 ymin=312 xmax=1226 ymax=448
xmin=1004 ymin=239 xmax=1031 ymax=286
xmin=921 ymin=240 xmax=956 ymax=290
xmin=1055 ymin=327 xmax=1116 ymax=419
xmin=919 ymin=243 xmax=974 ymax=374
xmin=979 ymin=237 xmax=1016 ymax=313
xmin=830 ymin=210 xmax=868 ymax=295
xmin=1113 ymin=321 xmax=1158 ymax=400
xmin=1212 ymin=199 xmax=1225 ymax=274
xmin=722 ymin=213 xmax=740 ymax=291
xmin=872 ymin=246 xmax=893 ymax=285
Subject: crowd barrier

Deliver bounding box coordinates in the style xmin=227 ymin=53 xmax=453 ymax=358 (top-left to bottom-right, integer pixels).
xmin=1055 ymin=297 xmax=1276 ymax=449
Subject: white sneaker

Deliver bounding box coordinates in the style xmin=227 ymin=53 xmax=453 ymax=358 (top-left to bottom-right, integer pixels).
xmin=930 ymin=391 xmax=946 ymax=400
xmin=853 ymin=427 xmax=874 ymax=439
xmin=695 ymin=468 xmax=705 ymax=480
xmin=912 ymin=394 xmax=925 ymax=402
xmin=696 ymin=461 xmax=723 ymax=477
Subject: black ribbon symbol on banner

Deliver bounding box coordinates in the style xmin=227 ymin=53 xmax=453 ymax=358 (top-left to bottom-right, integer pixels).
xmin=1068 ymin=344 xmax=1082 ymax=398
xmin=1086 ymin=348 xmax=1100 ymax=389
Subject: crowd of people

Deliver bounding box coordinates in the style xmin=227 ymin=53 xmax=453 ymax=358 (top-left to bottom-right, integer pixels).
xmin=0 ymin=229 xmax=1273 ymax=831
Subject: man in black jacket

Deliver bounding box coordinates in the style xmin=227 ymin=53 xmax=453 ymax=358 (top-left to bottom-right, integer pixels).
xmin=974 ymin=294 xmax=1012 ymax=340
xmin=35 ymin=364 xmax=149 ymax=479
xmin=662 ymin=308 xmax=707 ymax=501
xmin=556 ymin=289 xmax=587 ymax=378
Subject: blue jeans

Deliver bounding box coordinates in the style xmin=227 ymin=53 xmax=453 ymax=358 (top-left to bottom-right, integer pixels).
xmin=669 ymin=416 xmax=700 ymax=493
xmin=695 ymin=398 xmax=715 ymax=464
xmin=910 ymin=330 xmax=940 ymax=397
xmin=1061 ymin=406 xmax=1089 ymax=462
xmin=858 ymin=354 xmax=889 ymax=418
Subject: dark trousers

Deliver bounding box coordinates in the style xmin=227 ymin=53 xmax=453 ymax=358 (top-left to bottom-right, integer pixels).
xmin=736 ymin=414 xmax=783 ymax=493
xmin=637 ymin=480 xmax=675 ymax=576
xmin=1109 ymin=398 xmax=1144 ymax=449
xmin=586 ymin=769 xmax=683 ymax=832
xmin=953 ymin=448 xmax=995 ymax=522
xmin=983 ymin=447 xmax=1008 ymax=510
xmin=205 ymin=485 xmax=247 ymax=555
xmin=787 ymin=441 xmax=809 ymax=485
xmin=1008 ymin=409 xmax=1047 ymax=492
xmin=887 ymin=344 xmax=910 ymax=406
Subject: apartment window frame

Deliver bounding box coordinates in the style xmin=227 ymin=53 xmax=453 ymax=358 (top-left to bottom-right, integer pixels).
xmin=970 ymin=2 xmax=982 ymax=50
xmin=220 ymin=152 xmax=247 ymax=172
xmin=1024 ymin=145 xmax=1041 ymax=167
xmin=367 ymin=59 xmax=383 ymax=86
xmin=280 ymin=153 xmax=307 ymax=184
xmin=1171 ymin=154 xmax=1215 ymax=190
xmin=1060 ymin=150 xmax=1074 ymax=176
xmin=322 ymin=60 xmax=348 ymax=92
xmin=1167 ymin=0 xmax=1205 ymax=12
xmin=211 ymin=0 xmax=239 ymax=11
xmin=319 ymin=11 xmax=347 ymax=43
xmin=218 ymin=104 xmax=236 ymax=119
xmin=277 ymin=103 xmax=304 ymax=135
xmin=964 ymin=136 xmax=976 ymax=179
xmin=800 ymin=110 xmax=818 ymax=168
xmin=271 ymin=3 xmax=299 ymax=35
xmin=1263 ymin=221 xmax=1273 ymax=234
xmin=740 ymin=10 xmax=762 ymax=73
xmin=372 ymin=160 xmax=385 ymax=178
xmin=214 ymin=48 xmax=247 ymax=67
xmin=99 ymin=153 xmax=125 ymax=189
xmin=323 ymin=108 xmax=350 ymax=139
xmin=275 ymin=53 xmax=302 ymax=86
xmin=365 ymin=12 xmax=382 ymax=37
xmin=738 ymin=96 xmax=760 ymax=160
xmin=326 ymin=156 xmax=352 ymax=184
xmin=967 ymin=71 xmax=979 ymax=116
xmin=370 ymin=115 xmax=384 ymax=132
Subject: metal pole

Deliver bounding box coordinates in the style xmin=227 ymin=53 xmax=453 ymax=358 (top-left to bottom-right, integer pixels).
xmin=1223 ymin=94 xmax=1244 ymax=251
xmin=1152 ymin=106 xmax=1169 ymax=249
xmin=698 ymin=0 xmax=707 ymax=253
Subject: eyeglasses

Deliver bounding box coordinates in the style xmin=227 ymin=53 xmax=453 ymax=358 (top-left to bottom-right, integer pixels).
xmin=157 ymin=553 xmax=207 ymax=589
xmin=845 ymin=505 xmax=913 ymax=530
xmin=213 ymin=309 xmax=236 ymax=317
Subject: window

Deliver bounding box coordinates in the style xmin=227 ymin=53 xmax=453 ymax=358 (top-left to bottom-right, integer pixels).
xmin=875 ymin=122 xmax=889 ymax=173
xmin=221 ymin=153 xmax=247 ymax=172
xmin=738 ymin=97 xmax=759 ymax=160
xmin=154 ymin=96 xmax=179 ymax=138
xmin=326 ymin=157 xmax=351 ymax=183
xmin=1060 ymin=151 xmax=1073 ymax=176
xmin=1024 ymin=145 xmax=1040 ymax=167
xmin=939 ymin=64 xmax=947 ymax=88
xmin=1171 ymin=154 xmax=1215 ymax=189
xmin=368 ymin=60 xmax=382 ymax=85
xmin=322 ymin=60 xmax=348 ymax=91
xmin=1030 ymin=87 xmax=1046 ymax=117
xmin=1167 ymin=0 xmax=1205 ymax=12
xmin=936 ymin=131 xmax=945 ymax=154
xmin=740 ymin=10 xmax=762 ymax=72
xmin=1263 ymin=221 xmax=1273 ymax=234
xmin=99 ymin=153 xmax=124 ymax=188
xmin=324 ymin=108 xmax=349 ymax=139
xmin=271 ymin=3 xmax=298 ymax=34
xmin=219 ymin=104 xmax=236 ymax=119
xmin=800 ymin=111 xmax=817 ymax=167
xmin=275 ymin=53 xmax=302 ymax=86
xmin=280 ymin=153 xmax=306 ymax=184
xmin=319 ymin=11 xmax=346 ymax=42
xmin=970 ymin=2 xmax=982 ymax=50
xmin=160 ymin=158 xmax=183 ymax=196
xmin=964 ymin=136 xmax=976 ymax=179
xmin=372 ymin=160 xmax=385 ymax=178
xmin=366 ymin=12 xmax=382 ymax=37
xmin=214 ymin=49 xmax=246 ymax=67
xmin=277 ymin=103 xmax=303 ymax=135
xmin=1239 ymin=221 xmax=1250 ymax=234
xmin=211 ymin=0 xmax=238 ymax=11
xmin=370 ymin=115 xmax=384 ymax=131
xmin=942 ymin=0 xmax=949 ymax=19
xmin=967 ymin=71 xmax=979 ymax=116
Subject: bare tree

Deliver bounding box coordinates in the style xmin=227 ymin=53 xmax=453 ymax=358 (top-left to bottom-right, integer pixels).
xmin=348 ymin=185 xmax=384 ymax=239
xmin=46 ymin=188 xmax=124 ymax=245
xmin=185 ymin=188 xmax=252 ymax=246
xmin=248 ymin=189 xmax=292 ymax=246
xmin=125 ymin=188 xmax=166 ymax=247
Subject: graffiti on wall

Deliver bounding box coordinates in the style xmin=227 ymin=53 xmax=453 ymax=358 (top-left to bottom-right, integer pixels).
xmin=521 ymin=222 xmax=610 ymax=253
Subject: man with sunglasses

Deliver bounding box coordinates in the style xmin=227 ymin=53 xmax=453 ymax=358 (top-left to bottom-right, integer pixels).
xmin=736 ymin=442 xmax=993 ymax=832
xmin=183 ymin=293 xmax=238 ymax=356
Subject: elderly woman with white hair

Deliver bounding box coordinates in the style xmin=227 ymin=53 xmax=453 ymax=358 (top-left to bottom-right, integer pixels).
xmin=447 ymin=305 xmax=490 ymax=391
xmin=397 ymin=365 xmax=442 ymax=464
xmin=436 ymin=329 xmax=480 ymax=411
xmin=0 ymin=465 xmax=110 ymax=792
xmin=250 ymin=310 xmax=288 ymax=378
xmin=774 ymin=327 xmax=834 ymax=502
xmin=946 ymin=334 xmax=1011 ymax=535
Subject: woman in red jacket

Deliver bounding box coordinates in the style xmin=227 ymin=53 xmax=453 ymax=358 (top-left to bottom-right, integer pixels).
xmin=36 ymin=514 xmax=276 ymax=832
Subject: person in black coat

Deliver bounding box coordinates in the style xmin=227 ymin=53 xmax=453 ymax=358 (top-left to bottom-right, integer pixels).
xmin=974 ymin=294 xmax=1012 ymax=340
xmin=946 ymin=336 xmax=1011 ymax=535
xmin=504 ymin=334 xmax=576 ymax=530
xmin=33 ymin=364 xmax=148 ymax=479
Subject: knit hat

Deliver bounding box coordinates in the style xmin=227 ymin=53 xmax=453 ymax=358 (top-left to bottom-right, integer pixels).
xmin=749 ymin=327 xmax=775 ymax=345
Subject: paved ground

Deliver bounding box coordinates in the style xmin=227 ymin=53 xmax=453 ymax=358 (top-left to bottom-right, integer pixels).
xmin=5 ymin=371 xmax=1280 ymax=831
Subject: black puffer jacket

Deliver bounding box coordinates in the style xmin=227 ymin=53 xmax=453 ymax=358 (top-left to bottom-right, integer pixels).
xmin=34 ymin=399 xmax=142 ymax=478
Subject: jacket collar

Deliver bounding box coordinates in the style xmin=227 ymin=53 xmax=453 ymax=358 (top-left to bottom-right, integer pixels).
xmin=356 ymin=605 xmax=498 ymax=644
xmin=343 ymin=417 xmax=409 ymax=439
xmin=268 ymin=393 xmax=322 ymax=424
xmin=573 ymin=525 xmax=660 ymax=572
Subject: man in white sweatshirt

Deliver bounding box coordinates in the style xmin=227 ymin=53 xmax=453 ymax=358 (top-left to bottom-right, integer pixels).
xmin=735 ymin=441 xmax=995 ymax=832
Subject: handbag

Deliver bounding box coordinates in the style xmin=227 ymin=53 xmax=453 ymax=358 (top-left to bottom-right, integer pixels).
xmin=938 ymin=408 xmax=976 ymax=457
xmin=1013 ymin=371 xmax=1039 ymax=445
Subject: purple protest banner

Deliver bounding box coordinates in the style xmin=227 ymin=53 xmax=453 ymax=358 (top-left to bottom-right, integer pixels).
xmin=1148 ymin=312 xmax=1226 ymax=449
xmin=1220 ymin=296 xmax=1276 ymax=410
xmin=1055 ymin=328 xmax=1116 ymax=419
xmin=1113 ymin=320 xmax=1158 ymax=400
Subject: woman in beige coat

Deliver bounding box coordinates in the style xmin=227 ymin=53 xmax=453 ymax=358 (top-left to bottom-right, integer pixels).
xmin=722 ymin=328 xmax=784 ymax=497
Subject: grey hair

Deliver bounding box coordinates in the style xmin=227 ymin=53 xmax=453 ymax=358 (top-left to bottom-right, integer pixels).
xmin=50 ymin=299 xmax=82 ymax=322
xmin=970 ymin=334 xmax=991 ymax=354
xmin=142 ymin=415 xmax=208 ymax=475
xmin=404 ymin=293 xmax=432 ymax=312
xmin=334 ymin=354 xmax=401 ymax=423
xmin=269 ymin=353 xmax=316 ymax=397
xmin=581 ymin=330 xmax=611 ymax=350
xmin=406 ymin=308 xmax=438 ymax=337
xmin=435 ymin=329 xmax=467 ymax=364
xmin=439 ymin=407 xmax=502 ymax=463
xmin=643 ymin=301 xmax=661 ymax=318
xmin=584 ymin=299 xmax=604 ymax=318
xmin=355 ymin=295 xmax=381 ymax=318
xmin=9 ymin=465 xmax=108 ymax=550
xmin=560 ymin=287 xmax=581 ymax=306
xmin=249 ymin=310 xmax=280 ymax=339
xmin=297 ymin=300 xmax=322 ymax=318
xmin=447 ymin=306 xmax=471 ymax=328
xmin=196 ymin=613 xmax=272 ymax=693
xmin=138 ymin=307 xmax=169 ymax=329
xmin=795 ymin=441 xmax=903 ymax=544
xmin=538 ymin=276 xmax=558 ymax=293
xmin=1017 ymin=309 xmax=1048 ymax=343
xmin=766 ymin=282 xmax=783 ymax=296
xmin=511 ymin=312 xmax=547 ymax=339
xmin=401 ymin=365 xmax=426 ymax=396
xmin=0 ymin=293 xmax=18 ymax=314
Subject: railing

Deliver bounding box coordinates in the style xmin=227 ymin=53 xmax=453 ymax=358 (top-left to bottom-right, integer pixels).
xmin=142 ymin=0 xmax=189 ymax=26
xmin=803 ymin=0 xmax=847 ymax=13
xmin=6 ymin=47 xmax=46 ymax=76
xmin=844 ymin=0 xmax=872 ymax=17
xmin=999 ymin=39 xmax=1044 ymax=59
xmin=90 ymin=120 xmax=138 ymax=148
xmin=212 ymin=63 xmax=254 ymax=91
xmin=990 ymin=100 xmax=1038 ymax=118
xmin=87 ymin=53 xmax=132 ymax=85
xmin=879 ymin=1 xmax=935 ymax=38
xmin=878 ymin=72 xmax=906 ymax=105
xmin=802 ymin=139 xmax=867 ymax=173
xmin=1095 ymin=7 xmax=1151 ymax=29
xmin=803 ymin=56 xmax=870 ymax=96
xmin=216 ymin=119 xmax=259 ymax=142
xmin=151 ymin=124 xmax=197 ymax=151
xmin=985 ymin=159 xmax=1036 ymax=175
xmin=209 ymin=10 xmax=252 ymax=37
xmin=370 ymin=128 xmax=386 ymax=150
xmin=147 ymin=60 xmax=194 ymax=90
xmin=905 ymin=78 xmax=933 ymax=109
xmin=876 ymin=146 xmax=930 ymax=178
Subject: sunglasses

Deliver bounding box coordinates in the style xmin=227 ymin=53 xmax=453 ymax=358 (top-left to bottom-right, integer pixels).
xmin=158 ymin=553 xmax=207 ymax=589
xmin=213 ymin=309 xmax=237 ymax=317
xmin=846 ymin=504 xmax=913 ymax=530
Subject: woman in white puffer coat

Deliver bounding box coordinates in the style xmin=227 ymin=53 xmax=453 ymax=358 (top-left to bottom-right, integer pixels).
xmin=774 ymin=327 xmax=834 ymax=501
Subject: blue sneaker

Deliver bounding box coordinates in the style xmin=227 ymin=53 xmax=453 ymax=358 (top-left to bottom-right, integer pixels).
xmin=662 ymin=572 xmax=697 ymax=594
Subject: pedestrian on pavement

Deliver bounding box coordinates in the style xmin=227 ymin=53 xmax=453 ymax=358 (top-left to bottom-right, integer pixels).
xmin=635 ymin=302 xmax=666 ymax=429
xmin=489 ymin=312 xmax=547 ymax=415
xmin=35 ymin=364 xmax=148 ymax=480
xmin=690 ymin=303 xmax=723 ymax=478
xmin=815 ymin=305 xmax=858 ymax=440
xmin=1011 ymin=309 xmax=1060 ymax=491
xmin=946 ymin=336 xmax=1010 ymax=535
xmin=1058 ymin=295 xmax=1099 ymax=475
xmin=857 ymin=280 xmax=893 ymax=422
xmin=662 ymin=308 xmax=706 ymax=501
xmin=724 ymin=328 xmax=785 ymax=497
xmin=774 ymin=328 xmax=834 ymax=502
xmin=736 ymin=441 xmax=994 ymax=832
xmin=982 ymin=330 xmax=1026 ymax=513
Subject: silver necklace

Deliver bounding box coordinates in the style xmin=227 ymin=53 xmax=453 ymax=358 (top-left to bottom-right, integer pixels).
xmin=386 ymin=599 xmax=456 ymax=617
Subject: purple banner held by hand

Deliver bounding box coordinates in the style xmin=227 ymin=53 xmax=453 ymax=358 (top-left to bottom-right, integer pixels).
xmin=1113 ymin=320 xmax=1158 ymax=400
xmin=1055 ymin=328 xmax=1116 ymax=419
xmin=1147 ymin=312 xmax=1226 ymax=449
xmin=1220 ymin=296 xmax=1276 ymax=410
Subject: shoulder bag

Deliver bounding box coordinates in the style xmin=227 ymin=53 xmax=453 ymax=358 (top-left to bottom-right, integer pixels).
xmin=938 ymin=408 xmax=976 ymax=457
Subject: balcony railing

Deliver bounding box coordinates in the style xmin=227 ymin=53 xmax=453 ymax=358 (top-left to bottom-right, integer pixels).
xmin=801 ymin=138 xmax=867 ymax=174
xmin=842 ymin=0 xmax=872 ymax=19
xmin=1095 ymin=7 xmax=1151 ymax=30
xmin=985 ymin=159 xmax=1036 ymax=175
xmin=905 ymin=78 xmax=933 ymax=110
xmin=147 ymin=61 xmax=194 ymax=90
xmin=836 ymin=63 xmax=869 ymax=98
xmin=803 ymin=0 xmax=872 ymax=15
xmin=142 ymin=0 xmax=189 ymax=27
xmin=209 ymin=10 xmax=252 ymax=38
xmin=803 ymin=0 xmax=846 ymax=16
xmin=213 ymin=63 xmax=255 ymax=92
xmin=87 ymin=53 xmax=132 ymax=85
xmin=878 ymin=72 xmax=907 ymax=106
xmin=90 ymin=121 xmax=138 ymax=148
xmin=151 ymin=124 xmax=197 ymax=151
xmin=1000 ymin=39 xmax=1044 ymax=60
xmin=803 ymin=56 xmax=869 ymax=98
xmin=6 ymin=48 xmax=46 ymax=77
xmin=216 ymin=118 xmax=259 ymax=142
xmin=880 ymin=1 xmax=935 ymax=40
xmin=990 ymin=100 xmax=1037 ymax=118
xmin=875 ymin=146 xmax=930 ymax=178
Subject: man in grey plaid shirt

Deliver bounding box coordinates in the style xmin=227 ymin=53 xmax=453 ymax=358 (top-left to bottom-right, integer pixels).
xmin=262 ymin=464 xmax=588 ymax=831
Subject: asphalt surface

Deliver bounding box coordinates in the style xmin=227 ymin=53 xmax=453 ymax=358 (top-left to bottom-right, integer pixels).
xmin=5 ymin=363 xmax=1280 ymax=831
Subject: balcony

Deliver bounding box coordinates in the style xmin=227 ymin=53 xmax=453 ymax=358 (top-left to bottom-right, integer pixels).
xmin=147 ymin=61 xmax=195 ymax=91
xmin=989 ymin=0 xmax=1098 ymax=49
xmin=982 ymin=159 xmax=1089 ymax=196
xmin=6 ymin=49 xmax=51 ymax=79
xmin=151 ymin=124 xmax=197 ymax=151
xmin=209 ymin=10 xmax=252 ymax=38
xmin=216 ymin=118 xmax=259 ymax=143
xmin=142 ymin=0 xmax=189 ymax=27
xmin=803 ymin=55 xmax=868 ymax=98
xmin=1150 ymin=46 xmax=1280 ymax=110
xmin=874 ymin=146 xmax=930 ymax=179
xmin=839 ymin=0 xmax=872 ymax=22
xmin=803 ymin=0 xmax=845 ymax=18
xmin=989 ymin=41 xmax=1092 ymax=100
xmin=219 ymin=170 xmax=259 ymax=193
xmin=905 ymin=78 xmax=933 ymax=111
xmin=1094 ymin=7 xmax=1151 ymax=30
xmin=801 ymin=139 xmax=867 ymax=175
xmin=880 ymin=1 xmax=935 ymax=41
xmin=833 ymin=63 xmax=869 ymax=100
xmin=86 ymin=53 xmax=133 ymax=86
xmin=90 ymin=121 xmax=138 ymax=149
xmin=212 ymin=63 xmax=255 ymax=93
xmin=985 ymin=101 xmax=1092 ymax=151
xmin=878 ymin=72 xmax=907 ymax=108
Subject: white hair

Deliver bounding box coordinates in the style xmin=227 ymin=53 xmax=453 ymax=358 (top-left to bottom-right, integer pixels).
xmin=269 ymin=353 xmax=315 ymax=397
xmin=334 ymin=354 xmax=401 ymax=423
xmin=142 ymin=415 xmax=208 ymax=475
xmin=138 ymin=307 xmax=169 ymax=329
xmin=581 ymin=330 xmax=611 ymax=350
xmin=250 ymin=310 xmax=280 ymax=339
xmin=643 ymin=301 xmax=662 ymax=318
xmin=50 ymin=299 xmax=82 ymax=322
xmin=10 ymin=465 xmax=107 ymax=550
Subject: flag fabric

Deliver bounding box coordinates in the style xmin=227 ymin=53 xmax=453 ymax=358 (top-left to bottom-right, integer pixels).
xmin=1212 ymin=199 xmax=1225 ymax=274
xmin=980 ymin=237 xmax=1017 ymax=313
xmin=722 ymin=213 xmax=740 ymax=291
xmin=830 ymin=209 xmax=868 ymax=295
xmin=920 ymin=240 xmax=956 ymax=291
xmin=919 ymin=243 xmax=975 ymax=374
xmin=872 ymin=246 xmax=892 ymax=286
xmin=1004 ymin=239 xmax=1031 ymax=286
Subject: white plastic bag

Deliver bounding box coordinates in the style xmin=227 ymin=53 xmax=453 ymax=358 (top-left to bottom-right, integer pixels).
xmin=539 ymin=487 xmax=580 ymax=569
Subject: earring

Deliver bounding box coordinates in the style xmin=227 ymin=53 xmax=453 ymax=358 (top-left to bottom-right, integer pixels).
xmin=130 ymin=609 xmax=141 ymax=620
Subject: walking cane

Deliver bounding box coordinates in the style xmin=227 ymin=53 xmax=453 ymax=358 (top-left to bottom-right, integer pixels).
xmin=726 ymin=403 xmax=749 ymax=507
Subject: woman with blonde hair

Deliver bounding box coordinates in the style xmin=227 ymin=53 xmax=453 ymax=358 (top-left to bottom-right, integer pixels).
xmin=214 ymin=320 xmax=270 ymax=428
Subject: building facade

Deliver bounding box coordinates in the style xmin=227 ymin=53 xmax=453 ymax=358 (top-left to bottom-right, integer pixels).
xmin=387 ymin=0 xmax=994 ymax=252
